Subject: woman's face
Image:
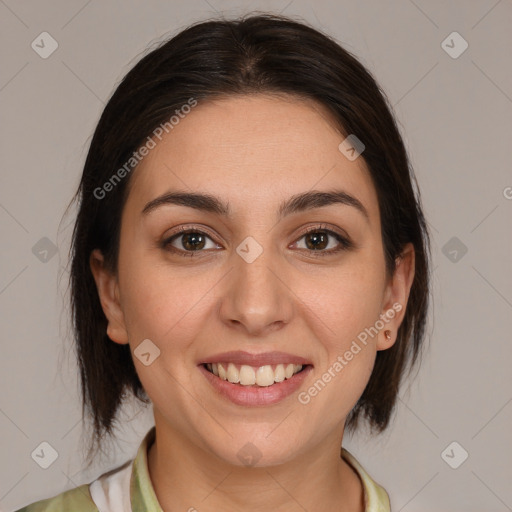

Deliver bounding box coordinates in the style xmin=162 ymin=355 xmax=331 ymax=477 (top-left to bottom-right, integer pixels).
xmin=92 ymin=94 xmax=413 ymax=466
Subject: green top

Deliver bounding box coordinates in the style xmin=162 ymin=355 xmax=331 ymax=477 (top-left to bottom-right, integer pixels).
xmin=14 ymin=427 xmax=390 ymax=511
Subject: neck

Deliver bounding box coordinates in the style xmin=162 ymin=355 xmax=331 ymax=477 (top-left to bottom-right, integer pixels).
xmin=147 ymin=422 xmax=364 ymax=512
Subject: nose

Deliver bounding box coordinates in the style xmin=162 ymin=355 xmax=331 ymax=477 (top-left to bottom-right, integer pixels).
xmin=219 ymin=241 xmax=293 ymax=337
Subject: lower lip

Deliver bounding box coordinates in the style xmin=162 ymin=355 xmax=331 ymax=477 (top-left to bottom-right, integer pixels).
xmin=198 ymin=364 xmax=313 ymax=406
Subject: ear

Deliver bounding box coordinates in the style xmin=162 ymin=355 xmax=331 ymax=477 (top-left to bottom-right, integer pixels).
xmin=89 ymin=249 xmax=129 ymax=345
xmin=376 ymin=242 xmax=415 ymax=351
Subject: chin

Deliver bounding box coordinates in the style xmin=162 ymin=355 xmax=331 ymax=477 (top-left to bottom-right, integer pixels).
xmin=205 ymin=430 xmax=303 ymax=468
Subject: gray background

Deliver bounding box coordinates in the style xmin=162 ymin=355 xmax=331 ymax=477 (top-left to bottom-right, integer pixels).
xmin=1 ymin=0 xmax=511 ymax=510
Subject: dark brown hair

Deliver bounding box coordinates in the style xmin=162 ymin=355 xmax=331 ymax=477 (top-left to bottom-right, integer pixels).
xmin=68 ymin=12 xmax=431 ymax=466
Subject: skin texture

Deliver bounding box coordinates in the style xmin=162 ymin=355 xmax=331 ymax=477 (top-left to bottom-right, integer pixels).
xmin=90 ymin=94 xmax=415 ymax=511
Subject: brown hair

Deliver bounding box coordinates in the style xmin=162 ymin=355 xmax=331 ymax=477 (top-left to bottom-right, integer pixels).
xmin=68 ymin=12 xmax=431 ymax=466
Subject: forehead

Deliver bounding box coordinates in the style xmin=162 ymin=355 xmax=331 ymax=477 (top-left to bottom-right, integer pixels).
xmin=126 ymin=94 xmax=379 ymax=223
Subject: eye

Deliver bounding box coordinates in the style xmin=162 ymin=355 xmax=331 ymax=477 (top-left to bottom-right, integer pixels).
xmin=292 ymin=224 xmax=353 ymax=256
xmin=161 ymin=223 xmax=353 ymax=258
xmin=161 ymin=226 xmax=221 ymax=257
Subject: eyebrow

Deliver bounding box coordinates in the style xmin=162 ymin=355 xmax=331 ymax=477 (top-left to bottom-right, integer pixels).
xmin=142 ymin=188 xmax=369 ymax=222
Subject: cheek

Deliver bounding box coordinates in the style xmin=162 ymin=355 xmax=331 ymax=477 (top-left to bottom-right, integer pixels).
xmin=120 ymin=263 xmax=207 ymax=346
xmin=301 ymin=257 xmax=386 ymax=342
xmin=295 ymin=258 xmax=385 ymax=404
xmin=118 ymin=261 xmax=209 ymax=404
xmin=297 ymin=287 xmax=380 ymax=423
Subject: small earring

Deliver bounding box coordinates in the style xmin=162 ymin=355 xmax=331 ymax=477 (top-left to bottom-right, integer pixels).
xmin=384 ymin=330 xmax=392 ymax=341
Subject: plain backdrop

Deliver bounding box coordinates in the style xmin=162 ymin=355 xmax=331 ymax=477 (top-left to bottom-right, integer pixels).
xmin=1 ymin=1 xmax=511 ymax=511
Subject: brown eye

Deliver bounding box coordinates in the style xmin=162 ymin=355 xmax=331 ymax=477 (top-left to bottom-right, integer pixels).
xmin=161 ymin=224 xmax=353 ymax=259
xmin=293 ymin=226 xmax=353 ymax=255
xmin=177 ymin=231 xmax=207 ymax=251
xmin=161 ymin=227 xmax=220 ymax=257
xmin=304 ymin=231 xmax=329 ymax=251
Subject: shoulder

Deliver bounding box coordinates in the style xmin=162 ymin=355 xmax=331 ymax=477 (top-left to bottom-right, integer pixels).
xmin=12 ymin=484 xmax=98 ymax=512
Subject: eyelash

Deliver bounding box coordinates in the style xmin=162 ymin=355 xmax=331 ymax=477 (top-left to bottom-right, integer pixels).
xmin=160 ymin=224 xmax=354 ymax=258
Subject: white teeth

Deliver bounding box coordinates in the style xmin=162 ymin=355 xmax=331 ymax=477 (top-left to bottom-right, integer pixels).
xmin=206 ymin=362 xmax=303 ymax=386
xmin=239 ymin=365 xmax=256 ymax=385
xmin=227 ymin=363 xmax=240 ymax=383
xmin=218 ymin=363 xmax=227 ymax=380
xmin=256 ymin=365 xmax=275 ymax=387
xmin=274 ymin=364 xmax=285 ymax=382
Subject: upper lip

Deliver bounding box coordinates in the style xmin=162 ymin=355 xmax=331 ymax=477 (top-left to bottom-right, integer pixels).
xmin=199 ymin=351 xmax=313 ymax=367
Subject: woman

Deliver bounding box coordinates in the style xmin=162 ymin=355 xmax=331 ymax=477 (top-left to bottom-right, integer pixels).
xmin=15 ymin=12 xmax=430 ymax=512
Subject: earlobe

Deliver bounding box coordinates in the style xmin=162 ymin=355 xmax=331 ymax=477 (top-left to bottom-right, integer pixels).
xmin=89 ymin=249 xmax=129 ymax=345
xmin=377 ymin=243 xmax=415 ymax=351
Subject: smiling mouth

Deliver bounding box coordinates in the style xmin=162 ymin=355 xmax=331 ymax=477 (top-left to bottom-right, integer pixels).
xmin=203 ymin=362 xmax=308 ymax=387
